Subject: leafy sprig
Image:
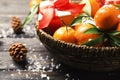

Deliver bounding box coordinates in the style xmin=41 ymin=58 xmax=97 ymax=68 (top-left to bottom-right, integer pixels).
xmin=71 ymin=13 xmax=120 ymax=47
xmin=84 ymin=24 xmax=102 ymax=34
xmin=22 ymin=4 xmax=39 ymax=27
xmin=70 ymin=13 xmax=92 ymax=26
xmin=84 ymin=28 xmax=120 ymax=47
xmin=82 ymin=35 xmax=104 ymax=46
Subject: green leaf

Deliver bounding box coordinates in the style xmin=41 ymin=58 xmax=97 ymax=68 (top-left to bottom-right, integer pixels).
xmin=115 ymin=4 xmax=120 ymax=9
xmin=70 ymin=15 xmax=86 ymax=26
xmin=22 ymin=4 xmax=39 ymax=26
xmin=70 ymin=13 xmax=90 ymax=26
xmin=84 ymin=27 xmax=102 ymax=34
xmin=110 ymin=35 xmax=120 ymax=47
xmin=82 ymin=35 xmax=104 ymax=46
xmin=70 ymin=16 xmax=82 ymax=26
xmin=109 ymin=31 xmax=120 ymax=36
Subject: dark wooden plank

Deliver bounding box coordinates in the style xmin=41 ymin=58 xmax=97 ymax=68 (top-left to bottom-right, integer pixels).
xmin=0 ymin=0 xmax=36 ymax=38
xmin=0 ymin=38 xmax=65 ymax=80
xmin=0 ymin=0 xmax=30 ymax=15
xmin=0 ymin=38 xmax=49 ymax=68
xmin=0 ymin=70 xmax=66 ymax=80
xmin=0 ymin=38 xmax=120 ymax=80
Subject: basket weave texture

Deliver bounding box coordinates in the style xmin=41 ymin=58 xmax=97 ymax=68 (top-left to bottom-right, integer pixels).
xmin=37 ymin=29 xmax=120 ymax=71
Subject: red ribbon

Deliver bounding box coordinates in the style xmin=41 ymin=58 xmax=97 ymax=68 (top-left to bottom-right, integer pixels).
xmin=97 ymin=0 xmax=105 ymax=7
xmin=97 ymin=0 xmax=120 ymax=6
xmin=37 ymin=0 xmax=85 ymax=30
xmin=105 ymin=0 xmax=120 ymax=4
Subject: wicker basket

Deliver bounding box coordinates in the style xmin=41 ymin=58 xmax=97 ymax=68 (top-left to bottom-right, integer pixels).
xmin=37 ymin=29 xmax=120 ymax=72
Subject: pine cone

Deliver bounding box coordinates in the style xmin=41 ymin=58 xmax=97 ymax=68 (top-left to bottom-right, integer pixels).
xmin=11 ymin=16 xmax=23 ymax=34
xmin=9 ymin=43 xmax=27 ymax=62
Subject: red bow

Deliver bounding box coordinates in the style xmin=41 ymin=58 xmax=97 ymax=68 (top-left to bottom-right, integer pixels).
xmin=37 ymin=0 xmax=85 ymax=30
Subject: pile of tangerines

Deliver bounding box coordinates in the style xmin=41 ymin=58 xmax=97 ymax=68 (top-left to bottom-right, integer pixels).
xmin=29 ymin=0 xmax=120 ymax=47
xmin=53 ymin=1 xmax=120 ymax=47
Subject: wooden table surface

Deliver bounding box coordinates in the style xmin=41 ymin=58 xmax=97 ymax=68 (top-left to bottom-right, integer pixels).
xmin=0 ymin=0 xmax=120 ymax=80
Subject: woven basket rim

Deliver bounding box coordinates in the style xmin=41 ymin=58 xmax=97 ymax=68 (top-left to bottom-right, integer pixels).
xmin=38 ymin=29 xmax=119 ymax=50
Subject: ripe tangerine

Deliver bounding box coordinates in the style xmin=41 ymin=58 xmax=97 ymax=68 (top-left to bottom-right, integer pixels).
xmin=53 ymin=26 xmax=76 ymax=44
xmin=94 ymin=4 xmax=120 ymax=31
xmin=74 ymin=23 xmax=100 ymax=45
